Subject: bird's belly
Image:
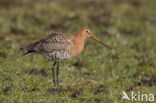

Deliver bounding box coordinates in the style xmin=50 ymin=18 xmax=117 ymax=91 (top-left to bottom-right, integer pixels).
xmin=43 ymin=51 xmax=71 ymax=61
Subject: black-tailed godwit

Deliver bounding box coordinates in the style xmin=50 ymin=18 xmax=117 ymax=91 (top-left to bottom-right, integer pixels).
xmin=20 ymin=27 xmax=111 ymax=86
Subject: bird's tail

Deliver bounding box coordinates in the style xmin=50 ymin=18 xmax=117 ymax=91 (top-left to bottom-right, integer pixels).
xmin=20 ymin=41 xmax=39 ymax=56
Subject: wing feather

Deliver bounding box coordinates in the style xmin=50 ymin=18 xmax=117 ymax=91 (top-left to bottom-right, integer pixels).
xmin=34 ymin=33 xmax=73 ymax=53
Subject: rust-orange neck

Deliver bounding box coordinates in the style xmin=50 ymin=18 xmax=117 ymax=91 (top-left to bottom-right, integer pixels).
xmin=71 ymin=30 xmax=87 ymax=57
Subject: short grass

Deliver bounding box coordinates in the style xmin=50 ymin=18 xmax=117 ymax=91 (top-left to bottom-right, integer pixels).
xmin=0 ymin=0 xmax=156 ymax=103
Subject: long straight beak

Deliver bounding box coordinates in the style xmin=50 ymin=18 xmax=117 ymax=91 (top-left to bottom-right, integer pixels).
xmin=90 ymin=35 xmax=112 ymax=49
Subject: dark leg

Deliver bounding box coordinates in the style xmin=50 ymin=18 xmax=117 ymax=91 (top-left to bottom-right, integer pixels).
xmin=56 ymin=61 xmax=60 ymax=86
xmin=51 ymin=61 xmax=57 ymax=86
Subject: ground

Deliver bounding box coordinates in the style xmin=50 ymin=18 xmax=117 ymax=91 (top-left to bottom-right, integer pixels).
xmin=0 ymin=0 xmax=156 ymax=103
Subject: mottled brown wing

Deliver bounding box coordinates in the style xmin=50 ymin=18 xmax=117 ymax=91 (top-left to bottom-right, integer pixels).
xmin=34 ymin=32 xmax=74 ymax=53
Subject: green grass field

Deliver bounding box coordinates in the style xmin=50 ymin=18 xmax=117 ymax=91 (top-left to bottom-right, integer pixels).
xmin=0 ymin=0 xmax=156 ymax=103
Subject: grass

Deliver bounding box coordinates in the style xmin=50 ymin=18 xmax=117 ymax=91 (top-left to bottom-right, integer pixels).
xmin=0 ymin=0 xmax=156 ymax=103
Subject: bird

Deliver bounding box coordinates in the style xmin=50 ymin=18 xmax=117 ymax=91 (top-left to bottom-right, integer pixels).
xmin=20 ymin=27 xmax=112 ymax=86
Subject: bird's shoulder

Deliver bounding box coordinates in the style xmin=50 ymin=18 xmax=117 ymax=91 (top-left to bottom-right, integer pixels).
xmin=46 ymin=32 xmax=74 ymax=43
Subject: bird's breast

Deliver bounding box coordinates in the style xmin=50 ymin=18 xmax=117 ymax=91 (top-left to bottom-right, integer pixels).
xmin=71 ymin=42 xmax=84 ymax=57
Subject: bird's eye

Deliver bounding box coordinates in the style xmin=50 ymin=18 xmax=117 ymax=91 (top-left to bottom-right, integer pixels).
xmin=86 ymin=30 xmax=89 ymax=33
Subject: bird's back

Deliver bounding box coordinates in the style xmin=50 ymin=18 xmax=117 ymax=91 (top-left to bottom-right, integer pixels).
xmin=20 ymin=32 xmax=74 ymax=61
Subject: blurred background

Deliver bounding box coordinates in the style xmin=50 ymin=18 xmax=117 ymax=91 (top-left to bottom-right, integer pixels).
xmin=0 ymin=0 xmax=156 ymax=103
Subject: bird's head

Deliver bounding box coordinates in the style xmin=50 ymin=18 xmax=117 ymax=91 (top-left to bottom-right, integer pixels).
xmin=80 ymin=27 xmax=112 ymax=49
